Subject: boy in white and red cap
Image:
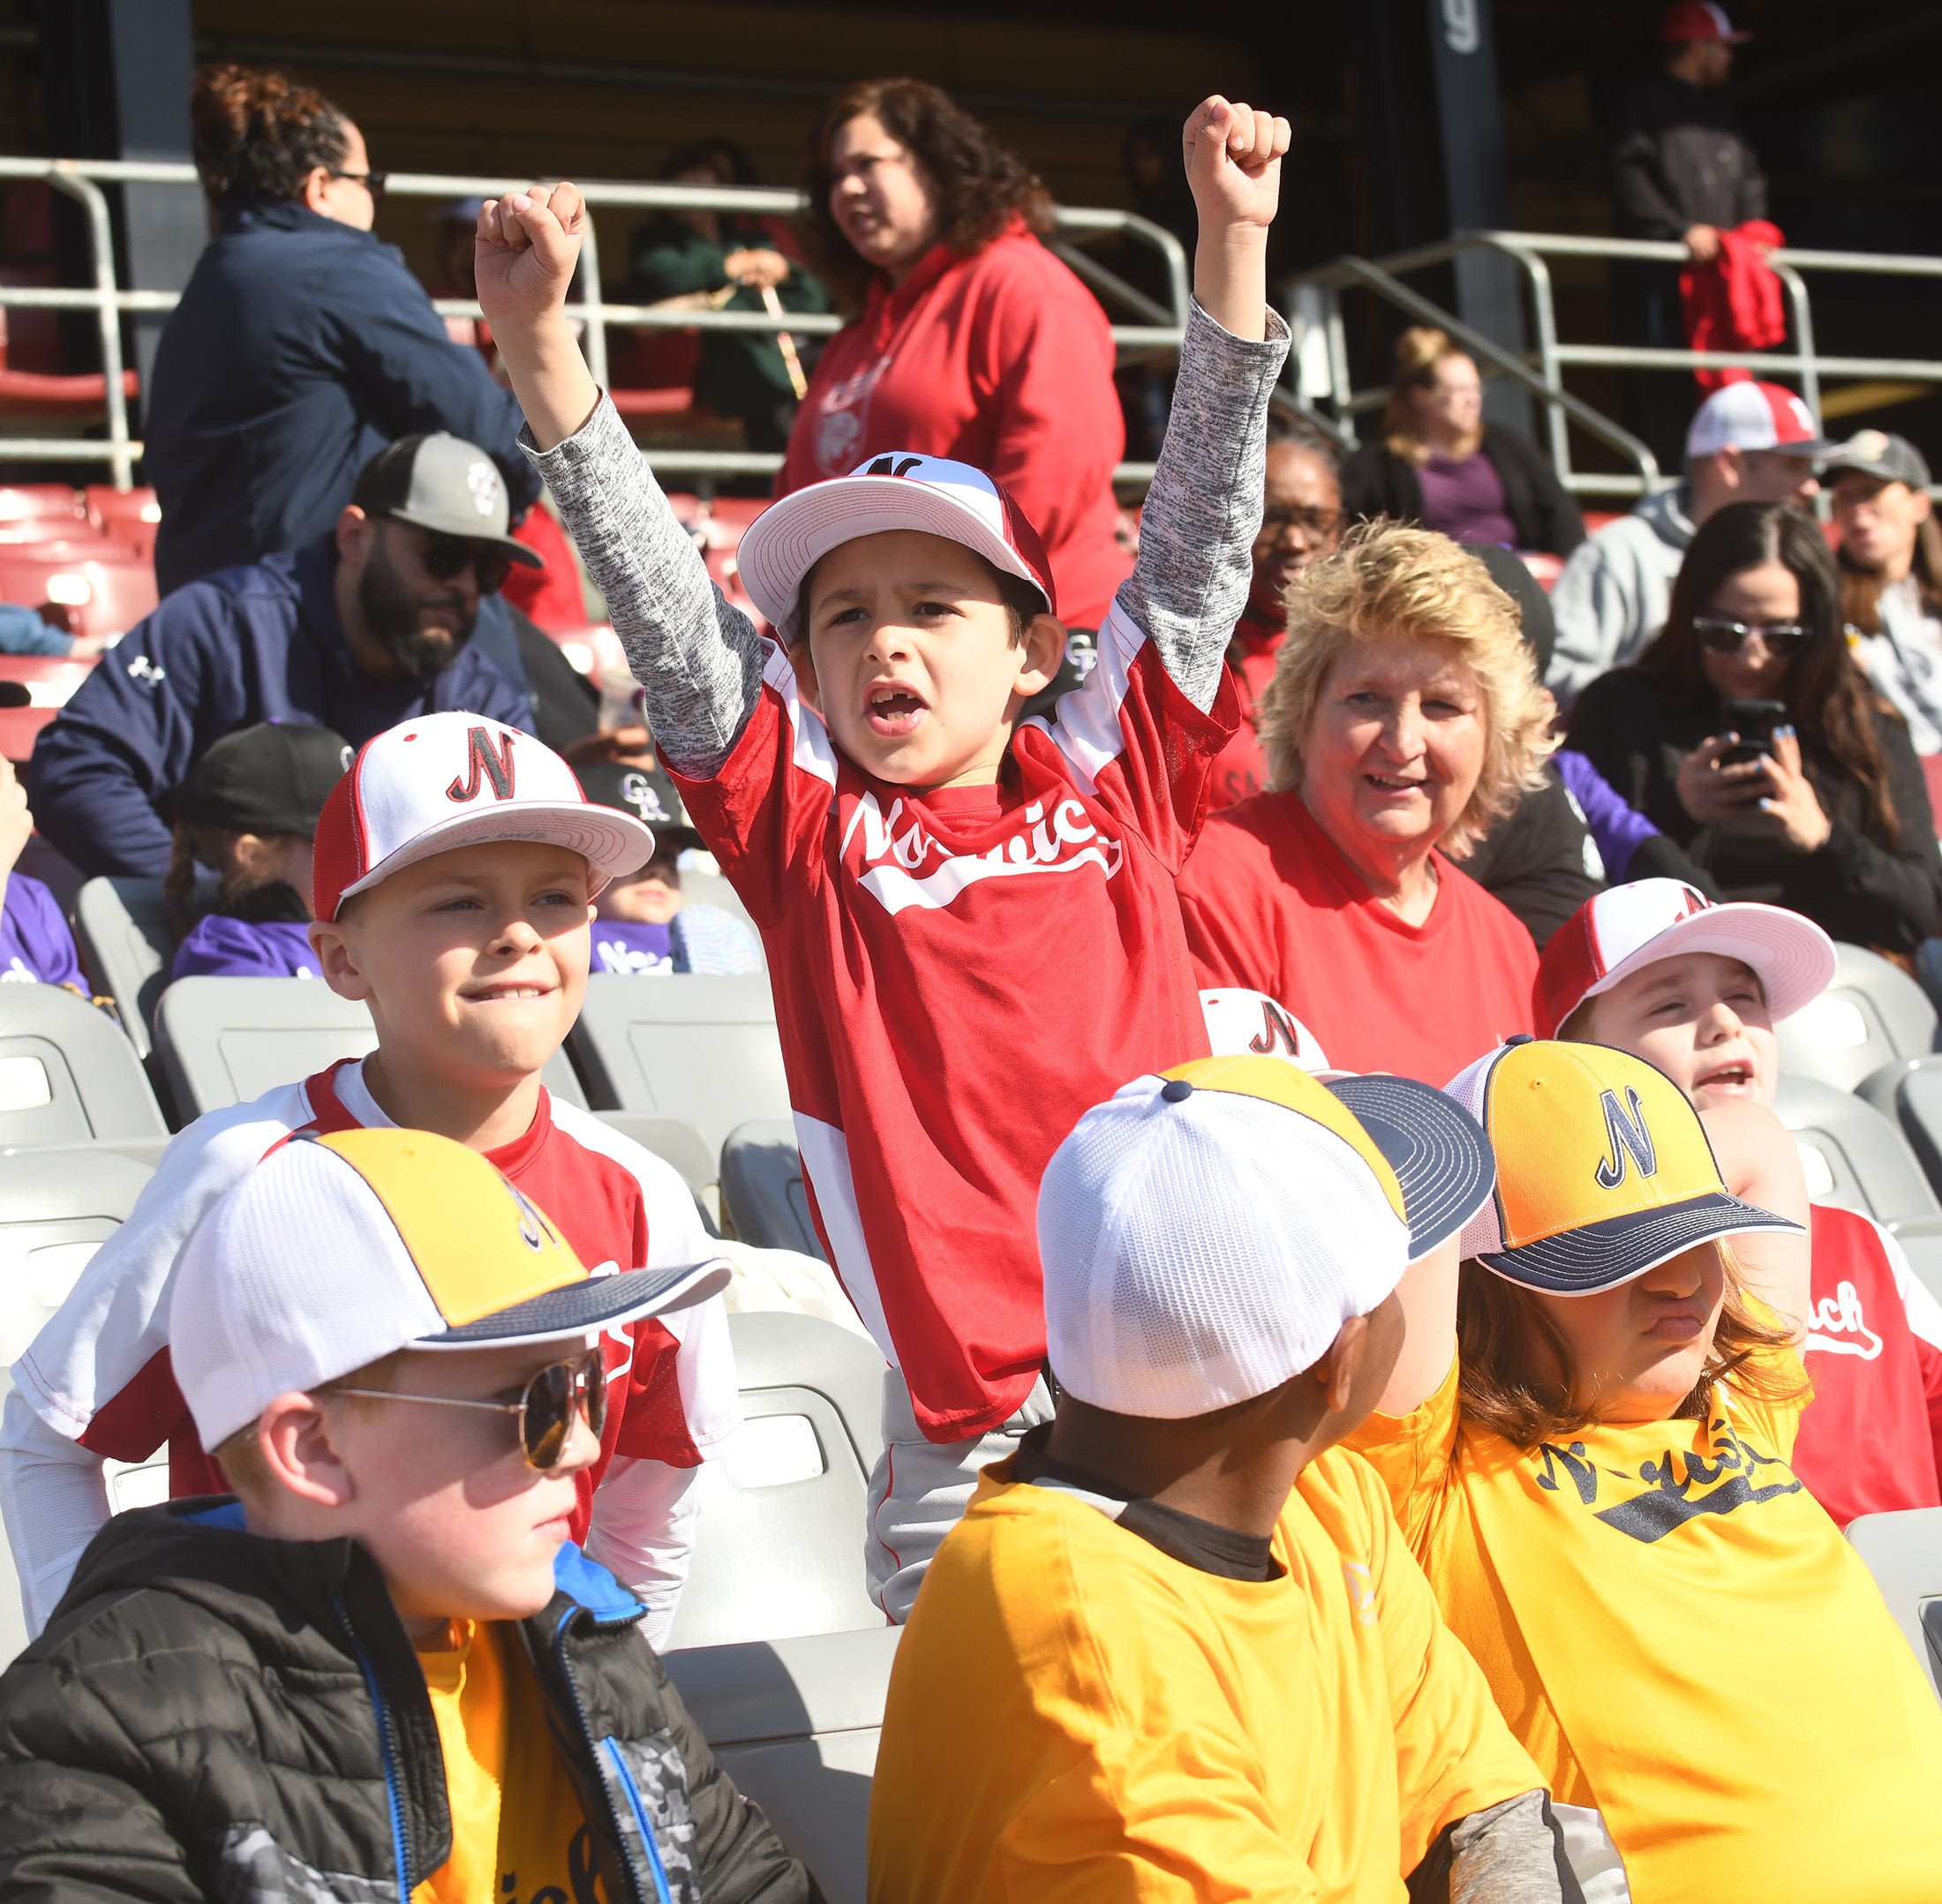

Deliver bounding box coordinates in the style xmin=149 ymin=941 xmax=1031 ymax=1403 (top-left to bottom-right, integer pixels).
xmin=0 ymin=711 xmax=738 ymax=1644
xmin=475 ymin=100 xmax=1293 ymax=1617
xmin=1536 ymin=876 xmax=1942 ymax=1523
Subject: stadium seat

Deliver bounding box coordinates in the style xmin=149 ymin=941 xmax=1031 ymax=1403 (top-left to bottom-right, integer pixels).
xmin=666 ymin=1310 xmax=887 ymax=1652
xmin=1845 ymin=1508 xmax=1942 ymax=1703
xmin=663 ymin=1626 xmax=899 ymax=1904
xmin=0 ymin=653 xmax=93 ymax=764
xmin=82 ymin=485 xmax=161 ymax=563
xmin=1773 ymin=1075 xmax=1942 ymax=1230
xmin=568 ymin=972 xmax=788 ymax=1158
xmin=73 ymin=875 xmax=178 ymax=1057
xmin=0 ymin=983 xmax=169 ymax=1149
xmin=0 ymin=535 xmax=156 ymax=640
xmin=1774 ymin=943 xmax=1938 ymax=1093
xmin=721 ymin=1118 xmax=824 ymax=1257
xmin=0 ymin=485 xmax=85 ymax=533
xmin=1855 ymin=1059 xmax=1942 ymax=1208
xmin=0 ymin=1147 xmax=155 ymax=1668
xmin=153 ymin=976 xmax=587 ymax=1123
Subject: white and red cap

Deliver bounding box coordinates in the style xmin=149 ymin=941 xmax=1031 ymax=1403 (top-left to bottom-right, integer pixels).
xmin=1661 ymin=1 xmax=1750 ymax=44
xmin=312 ymin=711 xmax=656 ymax=922
xmin=1685 ymin=382 xmax=1838 ymax=462
xmin=736 ymin=450 xmax=1056 ymax=642
xmin=1533 ymin=877 xmax=1835 ymax=1038
xmin=1199 ymin=989 xmax=1332 ymax=1073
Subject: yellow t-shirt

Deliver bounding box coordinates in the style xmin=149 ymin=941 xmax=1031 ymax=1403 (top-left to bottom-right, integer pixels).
xmin=867 ymin=1444 xmax=1545 ymax=1903
xmin=410 ymin=1621 xmax=598 ymax=1904
xmin=1349 ymin=1343 xmax=1942 ymax=1904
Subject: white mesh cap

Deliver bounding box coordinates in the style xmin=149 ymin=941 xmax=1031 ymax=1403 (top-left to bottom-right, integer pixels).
xmin=1037 ymin=1058 xmax=1416 ymax=1419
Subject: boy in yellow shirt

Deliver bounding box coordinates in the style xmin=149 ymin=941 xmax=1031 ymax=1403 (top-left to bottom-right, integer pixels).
xmin=869 ymin=1055 xmax=1584 ymax=1903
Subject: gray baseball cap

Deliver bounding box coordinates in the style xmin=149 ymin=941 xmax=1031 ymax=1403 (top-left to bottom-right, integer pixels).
xmin=1822 ymin=429 xmax=1933 ymax=491
xmin=350 ymin=433 xmax=544 ymax=568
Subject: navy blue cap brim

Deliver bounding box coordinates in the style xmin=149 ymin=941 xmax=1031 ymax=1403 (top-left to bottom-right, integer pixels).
xmin=1476 ymin=1193 xmax=1800 ymax=1295
xmin=418 ymin=1258 xmax=731 ymax=1349
xmin=1327 ymin=1075 xmax=1497 ymax=1261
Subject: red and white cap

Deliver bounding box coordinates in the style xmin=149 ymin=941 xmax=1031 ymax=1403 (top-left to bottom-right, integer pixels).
xmin=312 ymin=711 xmax=656 ymax=922
xmin=1661 ymin=1 xmax=1750 ymax=44
xmin=736 ymin=450 xmax=1056 ymax=642
xmin=1199 ymin=989 xmax=1331 ymax=1073
xmin=1685 ymin=382 xmax=1838 ymax=462
xmin=1533 ymin=877 xmax=1835 ymax=1038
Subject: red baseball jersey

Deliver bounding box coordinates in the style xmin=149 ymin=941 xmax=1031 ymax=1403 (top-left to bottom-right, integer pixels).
xmin=671 ymin=609 xmax=1233 ymax=1441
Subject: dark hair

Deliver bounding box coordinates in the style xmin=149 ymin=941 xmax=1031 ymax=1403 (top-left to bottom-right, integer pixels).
xmin=802 ymin=78 xmax=1053 ymax=309
xmin=659 ymin=139 xmax=758 ymax=187
xmin=1642 ymin=499 xmax=1901 ymax=845
xmin=189 ymin=63 xmax=350 ymax=208
xmin=1266 ymin=410 xmax=1343 ymax=472
xmin=1838 ymin=490 xmax=1942 ymax=632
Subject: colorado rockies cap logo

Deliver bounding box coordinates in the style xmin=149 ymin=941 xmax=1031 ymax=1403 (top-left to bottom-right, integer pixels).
xmin=1594 ymin=1087 xmax=1658 ymax=1191
xmin=618 ymin=770 xmax=674 ymax=824
xmin=446 ymin=726 xmax=518 ymax=804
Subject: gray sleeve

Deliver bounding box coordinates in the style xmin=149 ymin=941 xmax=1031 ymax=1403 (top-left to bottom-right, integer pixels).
xmin=1408 ymin=1789 xmax=1584 ymax=1904
xmin=520 ymin=398 xmax=764 ymax=777
xmin=1113 ymin=301 xmax=1292 ymax=712
xmin=1545 ymin=537 xmax=1632 ymax=708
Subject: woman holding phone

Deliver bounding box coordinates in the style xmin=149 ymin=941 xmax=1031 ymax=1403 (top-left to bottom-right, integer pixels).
xmin=1568 ymin=498 xmax=1942 ymax=952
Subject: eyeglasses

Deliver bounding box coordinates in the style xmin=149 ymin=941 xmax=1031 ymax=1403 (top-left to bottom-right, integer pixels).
xmin=1693 ymin=616 xmax=1812 ymax=658
xmin=1260 ymin=505 xmax=1347 ymax=540
xmin=328 ymin=1347 xmax=606 ymax=1471
xmin=416 ymin=531 xmax=515 ymax=595
xmin=328 ymin=169 xmax=388 ymax=203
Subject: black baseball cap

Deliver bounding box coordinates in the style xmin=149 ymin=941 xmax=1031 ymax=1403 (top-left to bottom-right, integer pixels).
xmin=575 ymin=759 xmax=704 ymax=858
xmin=175 ymin=722 xmax=353 ymax=838
xmin=352 ymin=433 xmax=544 ymax=568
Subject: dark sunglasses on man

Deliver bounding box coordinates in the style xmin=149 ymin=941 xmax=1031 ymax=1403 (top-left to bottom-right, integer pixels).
xmin=1693 ymin=615 xmax=1812 ymax=659
xmin=417 ymin=530 xmax=516 ymax=596
xmin=328 ymin=168 xmax=388 ymax=204
xmin=328 ymin=1345 xmax=606 ymax=1471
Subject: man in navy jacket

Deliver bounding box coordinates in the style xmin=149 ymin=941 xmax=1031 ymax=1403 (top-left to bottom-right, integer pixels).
xmin=28 ymin=435 xmax=538 ymax=878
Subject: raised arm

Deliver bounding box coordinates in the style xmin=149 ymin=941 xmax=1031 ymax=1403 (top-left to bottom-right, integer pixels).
xmin=477 ymin=185 xmax=764 ymax=777
xmin=1115 ymin=99 xmax=1292 ymax=711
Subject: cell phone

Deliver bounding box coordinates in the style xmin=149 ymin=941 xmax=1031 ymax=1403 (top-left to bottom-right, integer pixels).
xmin=1718 ymin=699 xmax=1788 ymax=769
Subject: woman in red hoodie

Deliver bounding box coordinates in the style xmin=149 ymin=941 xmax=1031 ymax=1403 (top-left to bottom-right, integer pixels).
xmin=782 ymin=78 xmax=1133 ymax=631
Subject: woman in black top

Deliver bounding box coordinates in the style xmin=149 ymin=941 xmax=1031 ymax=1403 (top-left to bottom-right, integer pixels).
xmin=1569 ymin=499 xmax=1942 ymax=952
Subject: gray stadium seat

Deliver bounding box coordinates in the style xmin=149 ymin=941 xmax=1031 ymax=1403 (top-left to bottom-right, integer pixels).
xmin=72 ymin=876 xmax=184 ymax=1058
xmin=1774 ymin=942 xmax=1938 ymax=1092
xmin=1855 ymin=1057 xmax=1942 ymax=1209
xmin=568 ymin=972 xmax=788 ymax=1159
xmin=1846 ymin=1507 xmax=1942 ymax=1703
xmin=0 ymin=1148 xmax=156 ymax=1668
xmin=594 ymin=1111 xmax=718 ymax=1207
xmin=1774 ymin=1075 xmax=1942 ymax=1229
xmin=153 ymin=976 xmax=586 ymax=1122
xmin=664 ymin=1627 xmax=898 ymax=1904
xmin=666 ymin=1310 xmax=887 ymax=1652
xmin=720 ymin=1119 xmax=824 ymax=1258
xmin=0 ymin=984 xmax=168 ymax=1151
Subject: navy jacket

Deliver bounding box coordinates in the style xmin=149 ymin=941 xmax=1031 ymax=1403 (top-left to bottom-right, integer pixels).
xmin=27 ymin=543 xmax=535 ymax=878
xmin=143 ymin=199 xmax=542 ymax=598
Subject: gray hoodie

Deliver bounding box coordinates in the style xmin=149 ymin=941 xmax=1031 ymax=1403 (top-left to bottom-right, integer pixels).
xmin=1546 ymin=485 xmax=1696 ymax=704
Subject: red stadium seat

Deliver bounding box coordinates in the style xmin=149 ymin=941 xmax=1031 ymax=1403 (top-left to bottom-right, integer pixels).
xmin=1582 ymin=510 xmax=1622 ymax=533
xmin=0 ymin=485 xmax=86 ymax=534
xmin=0 ymin=652 xmax=94 ymax=764
xmin=1518 ymin=551 xmax=1565 ymax=592
xmin=83 ymin=485 xmax=161 ymax=563
xmin=0 ymin=536 xmax=156 ymax=639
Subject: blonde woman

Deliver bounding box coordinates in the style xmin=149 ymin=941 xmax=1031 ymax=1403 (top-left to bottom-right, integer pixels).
xmin=1341 ymin=328 xmax=1584 ymax=556
xmin=1178 ymin=522 xmax=1554 ymax=1080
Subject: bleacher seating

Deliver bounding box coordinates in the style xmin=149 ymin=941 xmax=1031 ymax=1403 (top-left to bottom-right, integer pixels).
xmin=1846 ymin=1508 xmax=1942 ymax=1703
xmin=1773 ymin=1076 xmax=1942 ymax=1230
xmin=73 ymin=876 xmax=177 ymax=1057
xmin=0 ymin=982 xmax=168 ymax=1154
xmin=667 ymin=1310 xmax=886 ymax=1652
xmin=0 ymin=485 xmax=87 ymax=534
xmin=1773 ymin=943 xmax=1938 ymax=1094
xmin=721 ymin=1118 xmax=824 ymax=1257
xmin=1855 ymin=1061 xmax=1942 ymax=1208
xmin=0 ymin=534 xmax=155 ymax=640
xmin=83 ymin=485 xmax=160 ymax=563
xmin=663 ymin=1625 xmax=899 ymax=1904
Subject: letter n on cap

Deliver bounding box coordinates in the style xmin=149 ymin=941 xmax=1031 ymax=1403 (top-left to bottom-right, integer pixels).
xmin=447 ymin=726 xmax=518 ymax=804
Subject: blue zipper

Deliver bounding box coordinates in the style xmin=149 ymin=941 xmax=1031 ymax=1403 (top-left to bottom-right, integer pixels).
xmin=338 ymin=1598 xmax=413 ymax=1904
xmin=605 ymin=1739 xmax=675 ymax=1904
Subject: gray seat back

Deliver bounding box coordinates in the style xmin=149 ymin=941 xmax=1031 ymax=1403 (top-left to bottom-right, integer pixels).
xmin=1776 ymin=943 xmax=1938 ymax=1091
xmin=720 ymin=1119 xmax=824 ymax=1258
xmin=0 ymin=985 xmax=168 ymax=1147
xmin=568 ymin=973 xmax=788 ymax=1158
xmin=666 ymin=1311 xmax=887 ymax=1652
xmin=1774 ymin=1074 xmax=1942 ymax=1227
xmin=154 ymin=977 xmax=585 ymax=1119
xmin=1855 ymin=1057 xmax=1942 ymax=1208
xmin=1846 ymin=1507 xmax=1942 ymax=1702
xmin=664 ymin=1627 xmax=898 ymax=1904
xmin=72 ymin=877 xmax=177 ymax=1057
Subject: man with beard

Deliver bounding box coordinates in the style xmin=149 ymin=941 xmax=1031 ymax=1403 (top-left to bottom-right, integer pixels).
xmin=27 ymin=433 xmax=539 ymax=878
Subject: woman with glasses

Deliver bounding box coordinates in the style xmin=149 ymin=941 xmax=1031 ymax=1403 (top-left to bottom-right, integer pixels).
xmin=1569 ymin=498 xmax=1942 ymax=952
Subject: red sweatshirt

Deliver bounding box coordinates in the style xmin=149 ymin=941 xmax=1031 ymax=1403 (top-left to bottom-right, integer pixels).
xmin=779 ymin=225 xmax=1133 ymax=629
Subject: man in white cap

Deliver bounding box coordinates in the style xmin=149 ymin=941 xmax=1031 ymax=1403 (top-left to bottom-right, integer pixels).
xmin=1547 ymin=380 xmax=1834 ymax=703
xmin=869 ymin=1054 xmax=1584 ymax=1903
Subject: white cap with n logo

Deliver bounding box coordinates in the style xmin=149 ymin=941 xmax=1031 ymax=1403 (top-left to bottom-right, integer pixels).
xmin=311 ymin=711 xmax=657 ymax=921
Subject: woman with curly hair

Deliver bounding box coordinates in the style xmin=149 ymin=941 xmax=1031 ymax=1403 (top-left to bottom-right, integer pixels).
xmin=1178 ymin=523 xmax=1551 ymax=1080
xmin=780 ymin=78 xmax=1132 ymax=630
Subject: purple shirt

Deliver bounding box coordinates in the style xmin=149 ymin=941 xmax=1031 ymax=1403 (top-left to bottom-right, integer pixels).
xmin=0 ymin=873 xmax=83 ymax=987
xmin=1554 ymin=748 xmax=1661 ymax=880
xmin=1417 ymin=450 xmax=1518 ymax=549
xmin=171 ymin=915 xmax=321 ymax=981
xmin=592 ymin=919 xmax=675 ymax=975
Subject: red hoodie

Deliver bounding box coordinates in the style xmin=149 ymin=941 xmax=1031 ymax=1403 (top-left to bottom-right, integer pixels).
xmin=1681 ymin=218 xmax=1786 ymax=395
xmin=779 ymin=224 xmax=1133 ymax=629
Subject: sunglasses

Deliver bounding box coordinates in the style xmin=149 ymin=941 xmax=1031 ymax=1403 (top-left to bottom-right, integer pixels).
xmin=1693 ymin=615 xmax=1812 ymax=658
xmin=328 ymin=168 xmax=388 ymax=203
xmin=329 ymin=1347 xmax=606 ymax=1471
xmin=418 ymin=531 xmax=515 ymax=595
xmin=1261 ymin=505 xmax=1347 ymax=539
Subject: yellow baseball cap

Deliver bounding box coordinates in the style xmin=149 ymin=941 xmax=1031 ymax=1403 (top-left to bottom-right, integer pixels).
xmin=1444 ymin=1037 xmax=1801 ymax=1293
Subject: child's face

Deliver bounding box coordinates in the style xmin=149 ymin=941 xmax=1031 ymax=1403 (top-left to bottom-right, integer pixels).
xmin=794 ymin=530 xmax=1062 ymax=791
xmin=312 ymin=840 xmax=593 ymax=1088
xmin=598 ymin=866 xmax=681 ymax=925
xmin=1575 ymin=952 xmax=1777 ymax=1112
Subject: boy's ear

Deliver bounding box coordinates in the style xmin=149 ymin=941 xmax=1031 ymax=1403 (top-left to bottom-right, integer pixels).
xmin=255 ymin=1391 xmax=358 ymax=1511
xmin=1013 ymin=613 xmax=1067 ymax=702
xmin=309 ymin=915 xmax=373 ymax=1003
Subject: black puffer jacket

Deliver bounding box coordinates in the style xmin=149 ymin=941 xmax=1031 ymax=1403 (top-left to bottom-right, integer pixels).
xmin=1610 ymin=73 xmax=1767 ymax=240
xmin=0 ymin=1500 xmax=820 ymax=1904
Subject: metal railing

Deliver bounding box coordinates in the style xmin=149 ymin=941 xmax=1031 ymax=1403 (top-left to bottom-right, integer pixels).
xmin=0 ymin=156 xmax=1201 ymax=490
xmin=1289 ymin=229 xmax=1942 ymax=500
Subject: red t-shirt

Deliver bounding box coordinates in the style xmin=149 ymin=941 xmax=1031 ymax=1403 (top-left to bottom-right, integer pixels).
xmin=1208 ymin=608 xmax=1283 ymax=811
xmin=1177 ymin=791 xmax=1539 ymax=1085
xmin=670 ymin=608 xmax=1232 ymax=1441
xmin=1791 ymin=1202 xmax=1942 ymax=1525
xmin=778 ymin=226 xmax=1133 ymax=630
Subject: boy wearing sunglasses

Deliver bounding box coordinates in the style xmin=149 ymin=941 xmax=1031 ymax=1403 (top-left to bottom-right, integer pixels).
xmin=0 ymin=1127 xmax=821 ymax=1904
xmin=3 ymin=711 xmax=740 ymax=1648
